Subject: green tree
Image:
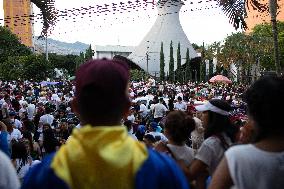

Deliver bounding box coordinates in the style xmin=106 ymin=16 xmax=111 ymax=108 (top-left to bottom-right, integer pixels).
xmin=176 ymin=42 xmax=182 ymax=83
xmin=185 ymin=48 xmax=191 ymax=81
xmin=0 ymin=54 xmax=51 ymax=81
xmin=85 ymin=44 xmax=93 ymax=61
xmin=0 ymin=26 xmax=32 ymax=63
xmin=130 ymin=69 xmax=149 ymax=81
xmin=76 ymin=52 xmax=85 ymax=68
xmin=160 ymin=42 xmax=165 ymax=81
xmin=22 ymin=55 xmax=52 ymax=80
xmin=169 ymin=41 xmax=174 ymax=82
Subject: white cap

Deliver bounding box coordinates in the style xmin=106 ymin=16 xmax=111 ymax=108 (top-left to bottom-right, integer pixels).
xmin=195 ymin=101 xmax=230 ymax=116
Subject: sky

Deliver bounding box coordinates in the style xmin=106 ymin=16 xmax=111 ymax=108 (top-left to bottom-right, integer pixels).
xmin=0 ymin=0 xmax=241 ymax=47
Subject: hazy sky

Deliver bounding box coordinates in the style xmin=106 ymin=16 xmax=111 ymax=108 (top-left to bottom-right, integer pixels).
xmin=0 ymin=0 xmax=241 ymax=46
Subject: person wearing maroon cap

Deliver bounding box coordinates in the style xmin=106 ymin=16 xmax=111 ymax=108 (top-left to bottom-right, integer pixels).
xmin=22 ymin=58 xmax=189 ymax=189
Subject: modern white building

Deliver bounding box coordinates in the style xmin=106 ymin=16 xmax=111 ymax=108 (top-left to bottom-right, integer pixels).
xmin=94 ymin=45 xmax=135 ymax=59
xmin=128 ymin=0 xmax=198 ymax=76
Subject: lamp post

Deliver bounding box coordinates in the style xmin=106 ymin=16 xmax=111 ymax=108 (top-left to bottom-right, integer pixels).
xmin=45 ymin=34 xmax=49 ymax=61
xmin=269 ymin=0 xmax=281 ymax=75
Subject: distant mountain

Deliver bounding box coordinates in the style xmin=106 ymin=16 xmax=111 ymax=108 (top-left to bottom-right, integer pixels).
xmin=34 ymin=37 xmax=89 ymax=55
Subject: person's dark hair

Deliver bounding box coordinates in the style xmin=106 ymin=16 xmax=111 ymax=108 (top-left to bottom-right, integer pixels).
xmin=78 ymin=84 xmax=130 ymax=125
xmin=124 ymin=120 xmax=132 ymax=132
xmin=205 ymin=99 xmax=237 ymax=143
xmin=2 ymin=118 xmax=13 ymax=133
xmin=43 ymin=128 xmax=60 ymax=154
xmin=244 ymin=76 xmax=284 ymax=141
xmin=143 ymin=134 xmax=156 ymax=143
xmin=22 ymin=131 xmax=33 ymax=153
xmin=165 ymin=111 xmax=195 ymax=145
xmin=11 ymin=142 xmax=29 ymax=164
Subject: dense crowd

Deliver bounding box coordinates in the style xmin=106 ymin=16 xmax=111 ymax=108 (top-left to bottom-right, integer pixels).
xmin=0 ymin=58 xmax=283 ymax=189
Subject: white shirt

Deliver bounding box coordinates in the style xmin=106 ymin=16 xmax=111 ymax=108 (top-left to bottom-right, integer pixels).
xmin=167 ymin=144 xmax=194 ymax=166
xmin=127 ymin=114 xmax=135 ymax=123
xmin=148 ymin=131 xmax=168 ymax=142
xmin=174 ymin=101 xmax=187 ymax=111
xmin=7 ymin=129 xmax=22 ymax=144
xmin=0 ymin=151 xmax=20 ymax=189
xmin=10 ymin=118 xmax=22 ymax=129
xmin=153 ymin=103 xmax=167 ymax=118
xmin=39 ymin=114 xmax=54 ymax=128
xmin=139 ymin=104 xmax=148 ymax=117
xmin=226 ymin=144 xmax=284 ymax=189
xmin=195 ymin=134 xmax=232 ymax=175
xmin=27 ymin=103 xmax=36 ymax=120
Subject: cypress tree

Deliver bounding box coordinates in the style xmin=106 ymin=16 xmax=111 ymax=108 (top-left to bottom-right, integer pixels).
xmin=169 ymin=41 xmax=174 ymax=82
xmin=160 ymin=42 xmax=165 ymax=81
xmin=176 ymin=42 xmax=182 ymax=83
xmin=185 ymin=48 xmax=191 ymax=81
xmin=85 ymin=44 xmax=93 ymax=61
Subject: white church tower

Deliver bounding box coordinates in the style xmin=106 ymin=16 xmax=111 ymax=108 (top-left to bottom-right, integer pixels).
xmin=128 ymin=0 xmax=198 ymax=76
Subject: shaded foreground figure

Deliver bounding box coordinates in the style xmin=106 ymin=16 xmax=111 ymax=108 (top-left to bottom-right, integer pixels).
xmin=21 ymin=58 xmax=188 ymax=189
xmin=209 ymin=76 xmax=284 ymax=189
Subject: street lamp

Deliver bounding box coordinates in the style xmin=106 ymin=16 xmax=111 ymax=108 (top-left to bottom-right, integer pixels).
xmin=269 ymin=0 xmax=281 ymax=75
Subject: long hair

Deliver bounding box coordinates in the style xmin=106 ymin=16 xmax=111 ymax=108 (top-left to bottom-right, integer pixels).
xmin=205 ymin=111 xmax=237 ymax=143
xmin=11 ymin=142 xmax=29 ymax=165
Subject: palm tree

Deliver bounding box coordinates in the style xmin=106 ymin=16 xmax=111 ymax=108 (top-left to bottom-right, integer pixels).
xmin=217 ymin=0 xmax=268 ymax=30
xmin=218 ymin=0 xmax=281 ymax=74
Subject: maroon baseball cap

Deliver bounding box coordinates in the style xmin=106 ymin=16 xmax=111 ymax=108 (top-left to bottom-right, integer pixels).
xmin=75 ymin=58 xmax=130 ymax=100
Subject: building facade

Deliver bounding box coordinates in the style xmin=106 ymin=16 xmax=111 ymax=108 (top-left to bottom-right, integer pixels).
xmin=94 ymin=45 xmax=134 ymax=59
xmin=3 ymin=0 xmax=33 ymax=47
xmin=246 ymin=0 xmax=284 ymax=32
xmin=128 ymin=0 xmax=198 ymax=76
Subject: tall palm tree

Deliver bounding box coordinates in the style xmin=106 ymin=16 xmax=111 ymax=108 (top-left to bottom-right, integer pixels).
xmin=217 ymin=0 xmax=268 ymax=30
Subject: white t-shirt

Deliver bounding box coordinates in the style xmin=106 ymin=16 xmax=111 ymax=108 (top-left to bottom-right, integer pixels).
xmin=7 ymin=129 xmax=22 ymax=144
xmin=167 ymin=144 xmax=194 ymax=166
xmin=139 ymin=104 xmax=148 ymax=118
xmin=148 ymin=131 xmax=168 ymax=142
xmin=195 ymin=134 xmax=232 ymax=175
xmin=127 ymin=114 xmax=135 ymax=123
xmin=10 ymin=119 xmax=22 ymax=129
xmin=174 ymin=101 xmax=187 ymax=111
xmin=39 ymin=114 xmax=54 ymax=126
xmin=15 ymin=159 xmax=41 ymax=180
xmin=153 ymin=103 xmax=167 ymax=118
xmin=226 ymin=144 xmax=284 ymax=189
xmin=27 ymin=103 xmax=36 ymax=120
xmin=0 ymin=151 xmax=20 ymax=189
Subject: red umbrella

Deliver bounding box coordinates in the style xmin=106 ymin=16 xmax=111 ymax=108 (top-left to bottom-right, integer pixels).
xmin=209 ymin=75 xmax=232 ymax=84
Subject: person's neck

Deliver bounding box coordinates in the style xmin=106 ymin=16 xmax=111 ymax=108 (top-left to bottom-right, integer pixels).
xmin=82 ymin=120 xmax=122 ymax=127
xmin=168 ymin=140 xmax=184 ymax=146
xmin=254 ymin=136 xmax=284 ymax=152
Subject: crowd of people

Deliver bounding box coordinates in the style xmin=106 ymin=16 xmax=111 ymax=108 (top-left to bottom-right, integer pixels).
xmin=0 ymin=57 xmax=283 ymax=189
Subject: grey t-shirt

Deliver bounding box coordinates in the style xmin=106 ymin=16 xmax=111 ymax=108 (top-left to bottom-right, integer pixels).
xmin=0 ymin=151 xmax=20 ymax=189
xmin=226 ymin=144 xmax=284 ymax=189
xmin=195 ymin=134 xmax=231 ymax=175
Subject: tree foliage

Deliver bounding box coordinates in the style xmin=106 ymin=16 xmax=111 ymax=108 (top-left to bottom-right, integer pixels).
xmin=169 ymin=41 xmax=174 ymax=82
xmin=0 ymin=26 xmax=32 ymax=63
xmin=0 ymin=55 xmax=52 ymax=81
xmin=176 ymin=42 xmax=182 ymax=83
xmin=85 ymin=44 xmax=93 ymax=61
xmin=130 ymin=69 xmax=149 ymax=81
xmin=160 ymin=42 xmax=165 ymax=81
xmin=185 ymin=48 xmax=191 ymax=81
